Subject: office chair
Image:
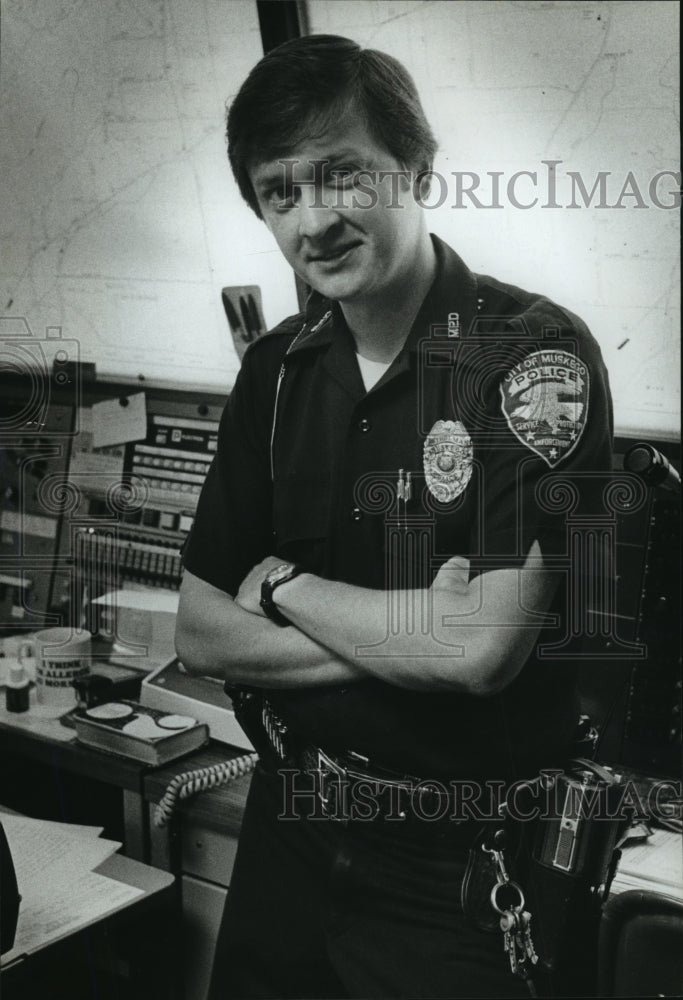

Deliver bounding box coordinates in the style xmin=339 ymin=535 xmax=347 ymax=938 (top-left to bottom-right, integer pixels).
xmin=597 ymin=888 xmax=683 ymax=997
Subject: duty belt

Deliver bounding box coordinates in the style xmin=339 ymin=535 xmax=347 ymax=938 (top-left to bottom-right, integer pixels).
xmin=262 ymin=697 xmax=475 ymax=827
xmin=301 ymin=744 xmax=465 ymax=824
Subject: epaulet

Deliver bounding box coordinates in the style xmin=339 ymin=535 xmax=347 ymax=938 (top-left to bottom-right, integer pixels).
xmin=475 ymin=273 xmax=593 ymax=344
xmin=476 ymin=273 xmax=537 ymax=315
xmin=519 ymin=295 xmax=592 ymax=340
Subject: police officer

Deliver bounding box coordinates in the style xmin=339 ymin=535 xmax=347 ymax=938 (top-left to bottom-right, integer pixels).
xmin=176 ymin=35 xmax=613 ymax=999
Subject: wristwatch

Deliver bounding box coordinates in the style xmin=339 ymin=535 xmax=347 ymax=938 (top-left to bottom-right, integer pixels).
xmin=260 ymin=562 xmax=302 ymax=627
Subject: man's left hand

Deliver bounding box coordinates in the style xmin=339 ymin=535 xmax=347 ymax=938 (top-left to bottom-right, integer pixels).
xmin=235 ymin=555 xmax=286 ymax=616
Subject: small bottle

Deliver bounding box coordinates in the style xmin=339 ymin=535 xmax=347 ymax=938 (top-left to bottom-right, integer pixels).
xmin=6 ymin=663 xmax=30 ymax=713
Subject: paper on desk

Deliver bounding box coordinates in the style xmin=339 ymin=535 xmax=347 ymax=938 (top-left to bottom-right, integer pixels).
xmin=0 ymin=812 xmax=142 ymax=963
xmin=1 ymin=812 xmax=104 ymax=840
xmin=613 ymin=828 xmax=683 ymax=898
xmin=3 ymin=869 xmax=143 ymax=963
xmin=1 ymin=812 xmax=122 ymax=876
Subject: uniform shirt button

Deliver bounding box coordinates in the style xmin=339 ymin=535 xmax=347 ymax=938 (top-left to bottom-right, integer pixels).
xmin=359 ymin=417 xmax=371 ymax=433
xmin=350 ymin=507 xmax=363 ymax=522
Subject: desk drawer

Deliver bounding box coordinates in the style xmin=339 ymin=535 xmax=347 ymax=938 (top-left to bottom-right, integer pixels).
xmin=181 ymin=821 xmax=238 ymax=887
xmin=182 ymin=875 xmax=227 ymax=1000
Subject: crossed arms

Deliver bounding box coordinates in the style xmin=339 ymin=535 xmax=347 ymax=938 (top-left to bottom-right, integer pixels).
xmin=175 ymin=541 xmax=557 ymax=697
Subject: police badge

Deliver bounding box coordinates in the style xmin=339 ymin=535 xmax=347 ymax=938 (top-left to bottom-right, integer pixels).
xmin=500 ymin=350 xmax=589 ymax=467
xmin=423 ymin=420 xmax=473 ymax=502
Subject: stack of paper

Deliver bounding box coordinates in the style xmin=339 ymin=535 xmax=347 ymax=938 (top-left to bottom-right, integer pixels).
xmin=612 ymin=827 xmax=683 ymax=899
xmin=0 ymin=812 xmax=143 ymax=965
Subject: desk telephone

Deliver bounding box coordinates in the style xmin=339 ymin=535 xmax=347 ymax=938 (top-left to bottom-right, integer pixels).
xmin=63 ymin=654 xmax=258 ymax=823
xmin=139 ymin=658 xmax=259 ymax=827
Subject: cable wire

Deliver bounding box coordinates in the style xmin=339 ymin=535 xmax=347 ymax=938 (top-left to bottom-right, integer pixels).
xmin=153 ymin=752 xmax=259 ymax=828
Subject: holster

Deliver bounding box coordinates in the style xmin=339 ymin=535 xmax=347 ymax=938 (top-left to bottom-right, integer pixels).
xmin=461 ymin=762 xmax=628 ymax=995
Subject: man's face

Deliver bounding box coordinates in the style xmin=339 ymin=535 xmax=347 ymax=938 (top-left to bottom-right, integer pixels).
xmin=249 ymin=113 xmax=427 ymax=305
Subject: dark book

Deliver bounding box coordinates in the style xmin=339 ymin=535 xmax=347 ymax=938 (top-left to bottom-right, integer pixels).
xmin=72 ymin=699 xmax=209 ymax=765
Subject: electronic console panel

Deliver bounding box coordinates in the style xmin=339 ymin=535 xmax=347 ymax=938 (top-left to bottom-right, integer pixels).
xmin=0 ymin=381 xmax=224 ymax=630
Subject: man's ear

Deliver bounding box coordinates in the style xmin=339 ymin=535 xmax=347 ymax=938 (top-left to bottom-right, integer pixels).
xmin=248 ymin=191 xmax=265 ymax=223
xmin=251 ymin=196 xmax=268 ymax=227
xmin=414 ymin=164 xmax=433 ymax=202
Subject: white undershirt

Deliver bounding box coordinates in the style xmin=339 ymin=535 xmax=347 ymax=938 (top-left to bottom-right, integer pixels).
xmin=356 ymin=353 xmax=391 ymax=392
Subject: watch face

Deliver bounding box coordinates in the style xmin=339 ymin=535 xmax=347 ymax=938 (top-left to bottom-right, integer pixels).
xmin=268 ymin=563 xmax=294 ymax=584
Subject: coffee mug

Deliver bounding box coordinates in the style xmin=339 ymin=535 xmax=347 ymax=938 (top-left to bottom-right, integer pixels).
xmin=19 ymin=628 xmax=91 ymax=711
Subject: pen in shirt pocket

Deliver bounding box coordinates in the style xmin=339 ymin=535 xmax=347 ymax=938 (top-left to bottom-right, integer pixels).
xmin=396 ymin=469 xmax=412 ymax=529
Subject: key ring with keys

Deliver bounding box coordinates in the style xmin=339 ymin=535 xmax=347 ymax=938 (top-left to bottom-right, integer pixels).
xmin=490 ymin=878 xmax=525 ymax=916
xmin=482 ymin=834 xmax=526 ymax=914
xmin=481 ymin=832 xmax=539 ymax=996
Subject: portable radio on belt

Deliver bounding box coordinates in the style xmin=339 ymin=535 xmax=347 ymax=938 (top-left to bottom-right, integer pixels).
xmin=532 ymin=760 xmax=626 ymax=883
xmin=525 ymin=760 xmax=628 ymax=992
xmin=474 ymin=757 xmax=630 ymax=992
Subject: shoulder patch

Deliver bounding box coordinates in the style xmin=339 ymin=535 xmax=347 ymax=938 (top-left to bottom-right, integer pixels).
xmin=500 ymin=350 xmax=589 ymax=466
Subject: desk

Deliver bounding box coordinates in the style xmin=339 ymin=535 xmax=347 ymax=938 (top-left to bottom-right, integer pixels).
xmin=1 ymin=813 xmax=176 ymax=999
xmin=1 ymin=711 xmax=251 ymax=1000
xmin=0 ymin=705 xmax=151 ymax=859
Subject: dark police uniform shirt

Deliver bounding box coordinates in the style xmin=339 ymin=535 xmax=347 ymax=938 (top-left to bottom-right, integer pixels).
xmin=184 ymin=237 xmax=614 ymax=781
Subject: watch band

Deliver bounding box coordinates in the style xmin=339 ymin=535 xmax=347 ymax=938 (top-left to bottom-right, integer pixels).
xmin=260 ymin=562 xmax=302 ymax=627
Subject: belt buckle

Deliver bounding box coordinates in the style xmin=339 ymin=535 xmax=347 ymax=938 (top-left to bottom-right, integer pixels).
xmin=316 ymin=748 xmax=348 ymax=822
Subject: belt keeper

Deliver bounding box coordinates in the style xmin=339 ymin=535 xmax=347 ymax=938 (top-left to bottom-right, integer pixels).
xmin=262 ymin=699 xmax=289 ymax=760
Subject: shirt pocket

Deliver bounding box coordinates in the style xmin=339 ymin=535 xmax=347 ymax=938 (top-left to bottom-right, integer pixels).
xmin=388 ymin=475 xmax=473 ymax=586
xmin=273 ymin=477 xmax=330 ymax=571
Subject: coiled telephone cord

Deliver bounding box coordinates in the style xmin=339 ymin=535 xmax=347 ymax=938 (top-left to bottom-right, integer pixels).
xmin=153 ymin=752 xmax=259 ymax=828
